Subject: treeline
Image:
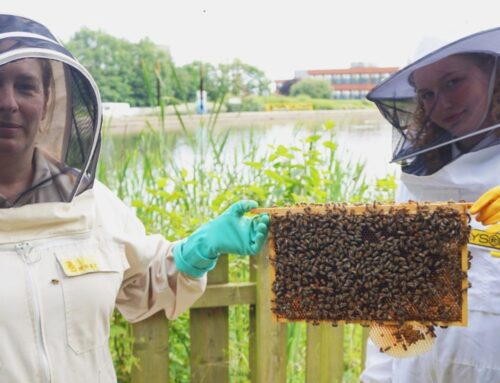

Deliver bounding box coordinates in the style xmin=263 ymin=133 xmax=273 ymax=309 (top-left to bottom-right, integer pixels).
xmin=65 ymin=28 xmax=270 ymax=106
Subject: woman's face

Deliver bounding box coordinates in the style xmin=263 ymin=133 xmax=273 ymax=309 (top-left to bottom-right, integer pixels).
xmin=412 ymin=55 xmax=492 ymax=137
xmin=0 ymin=59 xmax=47 ymax=157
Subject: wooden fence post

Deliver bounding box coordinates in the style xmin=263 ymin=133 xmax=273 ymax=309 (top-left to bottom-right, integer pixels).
xmin=131 ymin=310 xmax=169 ymax=383
xmin=306 ymin=323 xmax=344 ymax=383
xmin=255 ymin=246 xmax=287 ymax=382
xmin=361 ymin=327 xmax=370 ymax=370
xmin=249 ymin=257 xmax=257 ymax=383
xmin=190 ymin=256 xmax=229 ymax=383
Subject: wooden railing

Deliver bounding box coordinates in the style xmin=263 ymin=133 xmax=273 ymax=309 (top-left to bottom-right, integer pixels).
xmin=131 ymin=248 xmax=369 ymax=382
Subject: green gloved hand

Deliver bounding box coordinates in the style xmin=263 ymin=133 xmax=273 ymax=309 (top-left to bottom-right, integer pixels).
xmin=173 ymin=200 xmax=270 ymax=278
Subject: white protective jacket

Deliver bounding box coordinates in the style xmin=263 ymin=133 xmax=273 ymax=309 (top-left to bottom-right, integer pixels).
xmin=361 ymin=144 xmax=500 ymax=383
xmin=0 ymin=180 xmax=206 ymax=383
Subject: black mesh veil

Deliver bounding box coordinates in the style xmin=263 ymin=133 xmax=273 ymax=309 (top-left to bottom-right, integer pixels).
xmin=0 ymin=14 xmax=101 ymax=204
xmin=367 ymin=27 xmax=500 ymax=175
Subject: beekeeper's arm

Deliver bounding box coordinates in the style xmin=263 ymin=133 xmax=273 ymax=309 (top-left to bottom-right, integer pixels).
xmin=100 ymin=183 xmax=268 ymax=322
xmin=360 ymin=339 xmax=394 ymax=383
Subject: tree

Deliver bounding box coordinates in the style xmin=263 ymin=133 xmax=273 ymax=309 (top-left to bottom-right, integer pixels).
xmin=290 ymin=78 xmax=332 ymax=99
xmin=217 ymin=59 xmax=270 ymax=97
xmin=132 ymin=39 xmax=175 ymax=106
xmin=65 ymin=28 xmax=271 ymax=106
xmin=174 ymin=60 xmax=271 ymax=102
xmin=172 ymin=62 xmax=219 ymax=102
xmin=65 ymin=28 xmax=174 ymax=106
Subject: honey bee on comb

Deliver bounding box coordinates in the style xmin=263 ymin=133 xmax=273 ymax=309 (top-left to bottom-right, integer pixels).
xmin=254 ymin=201 xmax=471 ymax=329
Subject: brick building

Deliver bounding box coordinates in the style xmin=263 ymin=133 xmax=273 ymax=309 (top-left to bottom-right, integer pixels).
xmin=278 ymin=64 xmax=399 ymax=99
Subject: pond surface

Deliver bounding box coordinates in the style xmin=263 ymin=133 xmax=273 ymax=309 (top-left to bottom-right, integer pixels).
xmin=109 ymin=110 xmax=401 ymax=184
xmin=186 ymin=110 xmax=401 ymax=182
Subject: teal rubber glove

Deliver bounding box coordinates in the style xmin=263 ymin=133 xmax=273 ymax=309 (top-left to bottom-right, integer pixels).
xmin=173 ymin=200 xmax=270 ymax=278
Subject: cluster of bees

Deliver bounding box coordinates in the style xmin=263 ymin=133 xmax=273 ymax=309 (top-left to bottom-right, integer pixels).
xmin=373 ymin=323 xmax=437 ymax=355
xmin=270 ymin=203 xmax=470 ymax=325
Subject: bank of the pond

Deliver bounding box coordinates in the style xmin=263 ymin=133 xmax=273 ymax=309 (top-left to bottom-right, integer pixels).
xmin=104 ymin=108 xmax=383 ymax=135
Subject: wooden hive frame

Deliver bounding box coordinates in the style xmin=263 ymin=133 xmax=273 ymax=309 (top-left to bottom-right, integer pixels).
xmin=253 ymin=201 xmax=471 ymax=327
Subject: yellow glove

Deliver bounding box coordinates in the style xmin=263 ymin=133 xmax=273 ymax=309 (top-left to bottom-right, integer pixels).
xmin=470 ymin=186 xmax=500 ymax=233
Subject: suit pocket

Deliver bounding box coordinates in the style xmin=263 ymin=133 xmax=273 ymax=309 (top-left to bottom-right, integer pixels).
xmin=54 ymin=241 xmax=129 ymax=354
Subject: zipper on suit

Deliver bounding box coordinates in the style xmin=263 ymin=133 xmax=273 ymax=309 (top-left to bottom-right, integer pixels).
xmin=16 ymin=241 xmax=52 ymax=383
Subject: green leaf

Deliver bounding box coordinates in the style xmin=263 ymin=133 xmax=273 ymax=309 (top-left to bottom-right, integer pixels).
xmin=305 ymin=134 xmax=321 ymax=143
xmin=156 ymin=177 xmax=167 ymax=188
xmin=324 ymin=120 xmax=336 ymax=130
xmin=244 ymin=161 xmax=263 ymax=169
xmin=323 ymin=141 xmax=337 ymax=151
xmin=264 ymin=169 xmax=285 ymax=183
xmin=131 ymin=199 xmax=146 ymax=208
xmin=276 ymin=145 xmax=294 ymax=159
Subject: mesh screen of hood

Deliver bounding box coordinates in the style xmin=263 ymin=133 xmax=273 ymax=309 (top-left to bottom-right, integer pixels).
xmin=0 ymin=15 xmax=101 ymax=205
xmin=368 ymin=27 xmax=500 ymax=175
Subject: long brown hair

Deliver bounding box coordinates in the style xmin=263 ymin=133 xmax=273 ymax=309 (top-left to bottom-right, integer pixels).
xmin=408 ymin=53 xmax=500 ymax=172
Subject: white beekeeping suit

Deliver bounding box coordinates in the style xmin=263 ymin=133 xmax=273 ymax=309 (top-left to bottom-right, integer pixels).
xmin=361 ymin=27 xmax=500 ymax=383
xmin=0 ymin=14 xmax=206 ymax=383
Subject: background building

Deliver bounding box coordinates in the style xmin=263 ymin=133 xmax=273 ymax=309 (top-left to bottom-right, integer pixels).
xmin=277 ymin=63 xmax=399 ymax=99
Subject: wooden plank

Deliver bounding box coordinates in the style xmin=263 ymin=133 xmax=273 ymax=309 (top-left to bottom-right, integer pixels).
xmin=252 ymin=201 xmax=472 ymax=215
xmin=461 ymin=241 xmax=469 ymax=326
xmin=191 ymin=282 xmax=256 ymax=308
xmin=361 ymin=327 xmax=370 ymax=370
xmin=190 ymin=256 xmax=229 ymax=383
xmin=306 ymin=323 xmax=344 ymax=383
xmin=249 ymin=257 xmax=257 ymax=383
xmin=255 ymin=246 xmax=287 ymax=383
xmin=131 ymin=310 xmax=169 ymax=383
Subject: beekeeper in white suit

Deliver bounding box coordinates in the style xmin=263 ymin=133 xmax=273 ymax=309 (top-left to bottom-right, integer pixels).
xmin=0 ymin=14 xmax=269 ymax=382
xmin=361 ymin=28 xmax=500 ymax=382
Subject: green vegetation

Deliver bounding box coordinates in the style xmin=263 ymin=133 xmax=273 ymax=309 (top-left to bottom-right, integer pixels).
xmin=98 ymin=112 xmax=395 ymax=381
xmin=226 ymin=95 xmax=374 ymax=112
xmin=66 ymin=28 xmax=172 ymax=106
xmin=66 ymin=29 xmax=270 ymax=106
xmin=290 ymin=78 xmax=332 ymax=99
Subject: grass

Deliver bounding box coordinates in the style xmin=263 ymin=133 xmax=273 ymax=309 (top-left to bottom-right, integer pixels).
xmin=225 ymin=95 xmax=375 ymax=113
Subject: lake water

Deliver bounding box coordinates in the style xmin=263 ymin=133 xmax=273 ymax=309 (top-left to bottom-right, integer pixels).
xmin=111 ymin=110 xmax=401 ymax=184
xmin=180 ymin=110 xmax=401 ymax=183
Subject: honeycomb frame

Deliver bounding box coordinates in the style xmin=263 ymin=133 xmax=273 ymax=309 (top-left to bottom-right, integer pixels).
xmin=255 ymin=202 xmax=471 ymax=327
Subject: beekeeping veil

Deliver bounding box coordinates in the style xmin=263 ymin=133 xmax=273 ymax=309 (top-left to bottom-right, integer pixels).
xmin=368 ymin=27 xmax=500 ymax=176
xmin=0 ymin=14 xmax=101 ymax=204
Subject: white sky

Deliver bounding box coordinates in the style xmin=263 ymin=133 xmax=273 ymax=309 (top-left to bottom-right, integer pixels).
xmin=3 ymin=0 xmax=500 ymax=80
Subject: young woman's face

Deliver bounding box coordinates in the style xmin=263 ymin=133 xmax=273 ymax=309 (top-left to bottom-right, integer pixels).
xmin=0 ymin=59 xmax=47 ymax=156
xmin=412 ymin=55 xmax=492 ymax=137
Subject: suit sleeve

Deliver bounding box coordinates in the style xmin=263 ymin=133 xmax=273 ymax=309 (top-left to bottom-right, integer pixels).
xmin=360 ymin=338 xmax=394 ymax=383
xmin=94 ymin=181 xmax=206 ymax=322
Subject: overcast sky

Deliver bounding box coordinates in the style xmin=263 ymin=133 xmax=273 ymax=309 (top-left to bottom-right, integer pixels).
xmin=3 ymin=0 xmax=500 ymax=80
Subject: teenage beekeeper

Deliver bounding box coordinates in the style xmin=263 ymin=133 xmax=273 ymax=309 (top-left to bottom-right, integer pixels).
xmin=360 ymin=28 xmax=500 ymax=382
xmin=0 ymin=14 xmax=269 ymax=382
